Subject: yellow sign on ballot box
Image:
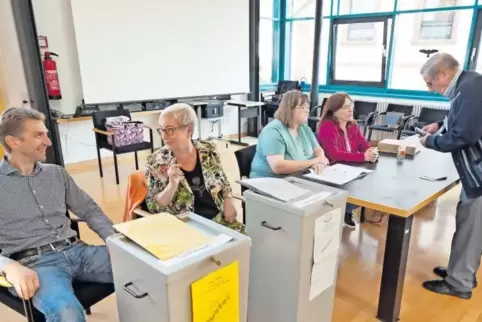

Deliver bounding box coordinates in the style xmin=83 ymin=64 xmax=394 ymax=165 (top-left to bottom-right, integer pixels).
xmin=191 ymin=260 xmax=240 ymax=322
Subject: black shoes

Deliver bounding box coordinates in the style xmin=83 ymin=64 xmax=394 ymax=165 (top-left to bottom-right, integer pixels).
xmin=344 ymin=212 xmax=356 ymax=228
xmin=433 ymin=266 xmax=478 ymax=288
xmin=422 ymin=279 xmax=472 ymax=300
xmin=422 ymin=266 xmax=477 ymax=299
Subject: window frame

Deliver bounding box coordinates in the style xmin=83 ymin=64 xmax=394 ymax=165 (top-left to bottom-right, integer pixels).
xmin=329 ymin=15 xmax=392 ymax=87
xmin=468 ymin=9 xmax=482 ymax=70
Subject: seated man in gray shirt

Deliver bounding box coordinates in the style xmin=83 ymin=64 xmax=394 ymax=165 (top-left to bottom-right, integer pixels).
xmin=0 ymin=107 xmax=116 ymax=322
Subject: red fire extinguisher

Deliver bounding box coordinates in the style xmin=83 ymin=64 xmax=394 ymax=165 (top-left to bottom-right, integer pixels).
xmin=43 ymin=52 xmax=62 ymax=100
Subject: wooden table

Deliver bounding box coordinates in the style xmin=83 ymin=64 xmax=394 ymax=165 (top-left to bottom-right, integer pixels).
xmin=299 ymin=147 xmax=459 ymax=322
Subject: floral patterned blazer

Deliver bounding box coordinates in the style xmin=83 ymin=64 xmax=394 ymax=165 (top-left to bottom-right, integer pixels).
xmin=145 ymin=140 xmax=245 ymax=233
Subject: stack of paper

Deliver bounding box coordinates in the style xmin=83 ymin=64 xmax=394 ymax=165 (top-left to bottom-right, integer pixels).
xmin=304 ymin=164 xmax=372 ymax=185
xmin=113 ymin=213 xmax=215 ymax=261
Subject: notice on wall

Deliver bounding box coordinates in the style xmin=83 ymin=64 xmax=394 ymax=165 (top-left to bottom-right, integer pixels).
xmin=309 ymin=207 xmax=342 ymax=300
xmin=191 ymin=261 xmax=240 ymax=322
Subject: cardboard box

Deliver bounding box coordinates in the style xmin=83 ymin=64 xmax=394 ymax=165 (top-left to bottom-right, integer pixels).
xmin=377 ymin=136 xmax=422 ymax=156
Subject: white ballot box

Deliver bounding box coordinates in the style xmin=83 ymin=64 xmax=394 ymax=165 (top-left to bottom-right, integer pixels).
xmin=106 ymin=212 xmax=251 ymax=322
xmin=243 ymin=176 xmax=348 ymax=322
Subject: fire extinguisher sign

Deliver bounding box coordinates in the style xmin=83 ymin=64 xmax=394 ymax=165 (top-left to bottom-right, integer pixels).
xmin=38 ymin=35 xmax=48 ymax=49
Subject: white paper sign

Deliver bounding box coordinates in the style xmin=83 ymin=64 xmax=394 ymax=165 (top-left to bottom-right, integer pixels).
xmin=309 ymin=207 xmax=342 ymax=300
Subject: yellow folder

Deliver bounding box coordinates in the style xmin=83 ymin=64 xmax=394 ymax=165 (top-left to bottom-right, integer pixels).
xmin=113 ymin=213 xmax=214 ymax=261
xmin=191 ymin=261 xmax=240 ymax=322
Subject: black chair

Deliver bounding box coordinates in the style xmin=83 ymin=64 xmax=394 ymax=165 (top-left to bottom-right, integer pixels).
xmin=367 ymin=103 xmax=415 ymax=141
xmin=353 ymin=101 xmax=378 ymax=137
xmin=307 ymin=99 xmax=327 ymax=134
xmin=0 ymin=215 xmax=115 ymax=322
xmin=234 ymin=145 xmax=257 ymax=224
xmin=92 ymin=109 xmax=154 ymax=185
xmin=401 ymin=107 xmax=449 ymax=137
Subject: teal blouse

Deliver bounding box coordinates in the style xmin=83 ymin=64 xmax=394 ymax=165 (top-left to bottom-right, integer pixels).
xmin=250 ymin=119 xmax=319 ymax=178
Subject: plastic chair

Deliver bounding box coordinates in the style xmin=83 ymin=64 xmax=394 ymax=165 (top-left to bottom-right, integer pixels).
xmin=234 ymin=145 xmax=257 ymax=224
xmin=92 ymin=109 xmax=154 ymax=185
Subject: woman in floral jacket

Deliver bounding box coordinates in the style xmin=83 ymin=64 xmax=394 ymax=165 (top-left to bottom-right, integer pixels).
xmin=145 ymin=103 xmax=245 ymax=233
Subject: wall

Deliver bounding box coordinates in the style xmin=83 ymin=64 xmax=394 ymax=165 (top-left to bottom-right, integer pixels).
xmin=28 ymin=0 xmax=251 ymax=164
xmin=0 ymin=0 xmax=29 ymax=108
xmin=31 ymin=0 xmax=84 ymax=114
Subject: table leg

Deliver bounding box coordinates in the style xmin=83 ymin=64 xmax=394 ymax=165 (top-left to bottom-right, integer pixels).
xmin=229 ymin=106 xmax=249 ymax=146
xmin=238 ymin=106 xmax=242 ymax=143
xmin=376 ymin=214 xmax=413 ymax=322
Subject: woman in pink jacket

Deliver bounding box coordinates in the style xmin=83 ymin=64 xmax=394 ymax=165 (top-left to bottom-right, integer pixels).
xmin=317 ymin=93 xmax=378 ymax=227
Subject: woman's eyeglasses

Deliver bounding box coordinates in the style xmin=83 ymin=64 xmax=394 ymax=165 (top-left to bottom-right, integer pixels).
xmin=156 ymin=125 xmax=186 ymax=136
xmin=294 ymin=104 xmax=309 ymax=111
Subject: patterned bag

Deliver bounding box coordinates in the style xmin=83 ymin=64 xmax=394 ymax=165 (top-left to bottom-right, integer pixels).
xmin=105 ymin=116 xmax=144 ymax=147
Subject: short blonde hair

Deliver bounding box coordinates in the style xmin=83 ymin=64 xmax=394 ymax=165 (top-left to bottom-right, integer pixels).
xmin=159 ymin=103 xmax=197 ymax=130
xmin=274 ymin=90 xmax=309 ymax=127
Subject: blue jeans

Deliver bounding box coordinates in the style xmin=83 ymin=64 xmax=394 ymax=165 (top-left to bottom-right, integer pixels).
xmin=346 ymin=203 xmax=358 ymax=214
xmin=9 ymin=241 xmax=113 ymax=322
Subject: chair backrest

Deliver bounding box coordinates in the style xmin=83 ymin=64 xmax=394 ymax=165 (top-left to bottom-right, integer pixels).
xmin=386 ymin=103 xmax=413 ymax=116
xmin=92 ymin=109 xmax=131 ymax=147
xmin=310 ymin=98 xmax=326 ymax=117
xmin=354 ymin=101 xmax=377 ymax=119
xmin=418 ymin=107 xmax=448 ymax=123
xmin=276 ymin=80 xmax=300 ymax=94
xmin=234 ymin=145 xmax=257 ymax=180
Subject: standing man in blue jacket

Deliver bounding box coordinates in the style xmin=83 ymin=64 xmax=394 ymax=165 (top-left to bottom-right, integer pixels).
xmin=419 ymin=53 xmax=482 ymax=299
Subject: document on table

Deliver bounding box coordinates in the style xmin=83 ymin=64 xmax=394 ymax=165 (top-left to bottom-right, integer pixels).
xmin=237 ymin=177 xmax=310 ymax=202
xmin=191 ymin=260 xmax=240 ymax=322
xmin=304 ymin=164 xmax=373 ymax=185
xmin=309 ymin=207 xmax=342 ymax=300
xmin=113 ymin=213 xmax=215 ymax=261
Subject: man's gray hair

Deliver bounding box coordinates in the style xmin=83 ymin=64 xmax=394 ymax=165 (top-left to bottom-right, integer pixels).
xmin=0 ymin=107 xmax=45 ymax=153
xmin=420 ymin=53 xmax=460 ymax=79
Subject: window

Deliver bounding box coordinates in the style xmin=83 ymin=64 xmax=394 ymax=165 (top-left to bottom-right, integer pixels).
xmin=397 ymin=0 xmax=472 ymax=11
xmin=347 ymin=23 xmax=376 ymax=41
xmin=389 ymin=10 xmax=472 ymax=90
xmin=337 ymin=0 xmax=394 ymax=15
xmin=261 ymin=0 xmax=274 ymax=18
xmin=260 ymin=20 xmax=275 ymax=83
xmin=344 ymin=0 xmax=380 ymax=42
xmin=419 ymin=10 xmax=455 ymax=40
xmin=286 ymin=0 xmax=331 ymax=18
xmin=290 ymin=20 xmax=314 ymax=81
xmin=289 ymin=19 xmax=330 ymax=83
xmin=418 ymin=0 xmax=457 ymax=40
xmin=329 ymin=17 xmax=392 ymax=86
xmin=468 ymin=10 xmax=482 ymax=72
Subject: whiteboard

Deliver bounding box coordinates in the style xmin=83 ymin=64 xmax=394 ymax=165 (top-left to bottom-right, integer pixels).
xmin=70 ymin=0 xmax=250 ymax=104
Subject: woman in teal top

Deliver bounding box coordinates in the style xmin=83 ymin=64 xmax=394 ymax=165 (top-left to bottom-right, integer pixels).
xmin=250 ymin=90 xmax=329 ymax=178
